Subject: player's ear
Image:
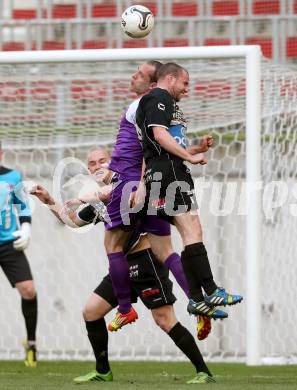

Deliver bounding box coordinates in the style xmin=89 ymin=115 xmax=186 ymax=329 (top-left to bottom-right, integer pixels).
xmin=149 ymin=81 xmax=157 ymax=90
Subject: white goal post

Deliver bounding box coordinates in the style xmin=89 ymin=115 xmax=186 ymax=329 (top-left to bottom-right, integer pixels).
xmin=1 ymin=46 xmax=295 ymax=366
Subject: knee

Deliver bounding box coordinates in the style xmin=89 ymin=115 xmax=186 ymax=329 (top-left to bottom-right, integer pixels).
xmin=83 ymin=304 xmax=95 ymax=322
xmin=153 ymin=313 xmax=171 ymax=333
xmin=159 ymin=247 xmax=174 ymax=263
xmin=104 ymin=235 xmax=121 ymax=254
xmin=83 ymin=304 xmax=103 ymax=322
xmin=18 ymin=283 xmax=36 ymax=300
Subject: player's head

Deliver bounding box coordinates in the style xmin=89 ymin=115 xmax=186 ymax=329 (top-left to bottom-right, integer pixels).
xmin=157 ymin=62 xmax=189 ymax=101
xmin=87 ymin=147 xmax=111 ymax=184
xmin=130 ymin=60 xmax=162 ymax=96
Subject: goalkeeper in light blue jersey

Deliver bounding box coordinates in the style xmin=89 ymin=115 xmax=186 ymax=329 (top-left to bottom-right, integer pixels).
xmin=0 ymin=141 xmax=38 ymax=368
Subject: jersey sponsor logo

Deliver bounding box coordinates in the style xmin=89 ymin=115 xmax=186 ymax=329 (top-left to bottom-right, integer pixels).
xmin=169 ymin=104 xmax=188 ymax=148
xmin=168 ymin=124 xmax=188 ymax=149
xmin=158 ymin=103 xmax=165 ymax=111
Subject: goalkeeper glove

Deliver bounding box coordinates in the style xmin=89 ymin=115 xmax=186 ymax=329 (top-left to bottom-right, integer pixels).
xmin=12 ymin=222 xmax=31 ymax=251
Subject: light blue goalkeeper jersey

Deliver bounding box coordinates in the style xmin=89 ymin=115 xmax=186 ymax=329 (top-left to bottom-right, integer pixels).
xmin=0 ymin=166 xmax=32 ymax=244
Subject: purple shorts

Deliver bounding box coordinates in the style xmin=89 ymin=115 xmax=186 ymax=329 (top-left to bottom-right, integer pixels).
xmin=105 ymin=174 xmax=170 ymax=236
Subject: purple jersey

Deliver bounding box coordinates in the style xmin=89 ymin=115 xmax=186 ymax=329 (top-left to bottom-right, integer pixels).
xmin=109 ymin=98 xmax=143 ymax=179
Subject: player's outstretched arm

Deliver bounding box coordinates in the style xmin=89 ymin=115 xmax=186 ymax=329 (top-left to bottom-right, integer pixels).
xmin=30 ymin=185 xmax=83 ymax=227
xmin=64 ymin=184 xmax=112 ymax=209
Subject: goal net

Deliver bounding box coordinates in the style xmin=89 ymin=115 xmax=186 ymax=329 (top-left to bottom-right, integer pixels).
xmin=0 ymin=48 xmax=297 ymax=364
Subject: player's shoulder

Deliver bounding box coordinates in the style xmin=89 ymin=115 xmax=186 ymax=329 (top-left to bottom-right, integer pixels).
xmin=0 ymin=166 xmax=21 ymax=181
xmin=125 ymin=97 xmax=141 ymax=124
xmin=140 ymin=87 xmax=172 ymax=106
xmin=153 ymin=87 xmax=172 ymax=101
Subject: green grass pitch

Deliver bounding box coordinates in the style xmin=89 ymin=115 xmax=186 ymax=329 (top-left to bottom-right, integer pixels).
xmin=0 ymin=361 xmax=296 ymax=390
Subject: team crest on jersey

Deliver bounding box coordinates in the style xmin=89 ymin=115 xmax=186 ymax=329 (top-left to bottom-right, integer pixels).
xmin=158 ymin=103 xmax=165 ymax=111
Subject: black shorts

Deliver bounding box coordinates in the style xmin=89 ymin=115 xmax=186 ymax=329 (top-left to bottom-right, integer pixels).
xmin=94 ymin=248 xmax=176 ymax=310
xmin=0 ymin=241 xmax=33 ymax=287
xmin=144 ymin=156 xmax=198 ymax=223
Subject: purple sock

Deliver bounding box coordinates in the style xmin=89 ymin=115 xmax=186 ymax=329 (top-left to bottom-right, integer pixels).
xmin=165 ymin=252 xmax=190 ymax=297
xmin=108 ymin=252 xmax=132 ymax=314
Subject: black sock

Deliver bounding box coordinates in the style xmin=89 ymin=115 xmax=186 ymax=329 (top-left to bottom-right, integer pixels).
xmin=168 ymin=322 xmax=211 ymax=376
xmin=86 ymin=319 xmax=110 ymax=374
xmin=21 ymin=296 xmax=37 ymax=342
xmin=182 ymin=243 xmax=217 ymax=298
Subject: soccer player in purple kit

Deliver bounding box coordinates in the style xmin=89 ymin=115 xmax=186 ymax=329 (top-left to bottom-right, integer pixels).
xmin=102 ymin=61 xmax=225 ymax=333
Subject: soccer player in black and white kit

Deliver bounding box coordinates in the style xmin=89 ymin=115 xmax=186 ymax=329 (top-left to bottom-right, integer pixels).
xmin=32 ymin=148 xmax=215 ymax=384
xmin=136 ymin=63 xmax=242 ymax=317
xmin=0 ymin=142 xmax=38 ymax=367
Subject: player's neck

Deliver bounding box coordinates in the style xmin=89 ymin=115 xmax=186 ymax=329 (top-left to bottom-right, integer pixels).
xmin=156 ymin=83 xmax=171 ymax=95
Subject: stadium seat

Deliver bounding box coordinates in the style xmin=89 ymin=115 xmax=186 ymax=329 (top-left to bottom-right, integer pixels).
xmin=123 ymin=40 xmax=148 ymax=48
xmin=2 ymin=42 xmax=25 ymax=51
xmin=294 ymin=0 xmax=297 ymax=13
xmin=42 ymin=41 xmax=66 ymax=50
xmin=286 ymin=37 xmax=297 ymax=58
xmin=82 ymin=40 xmax=108 ymax=49
xmin=142 ymin=2 xmax=158 ymax=16
xmin=52 ymin=4 xmax=76 ymax=18
xmin=252 ymin=1 xmax=280 ymax=15
xmin=12 ymin=9 xmax=37 ymax=19
xmin=194 ymin=81 xmax=231 ymax=98
xmin=212 ymin=1 xmax=239 ymax=16
xmin=245 ymin=37 xmax=272 ymax=58
xmin=163 ymin=38 xmax=189 ymax=47
xmin=92 ymin=3 xmax=116 ymax=17
xmin=204 ymin=38 xmax=231 ymax=46
xmin=71 ymin=81 xmax=107 ymax=100
xmin=172 ymin=2 xmax=198 ymax=16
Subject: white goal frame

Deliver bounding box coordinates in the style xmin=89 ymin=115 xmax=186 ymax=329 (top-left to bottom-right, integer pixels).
xmin=0 ymin=46 xmax=261 ymax=366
